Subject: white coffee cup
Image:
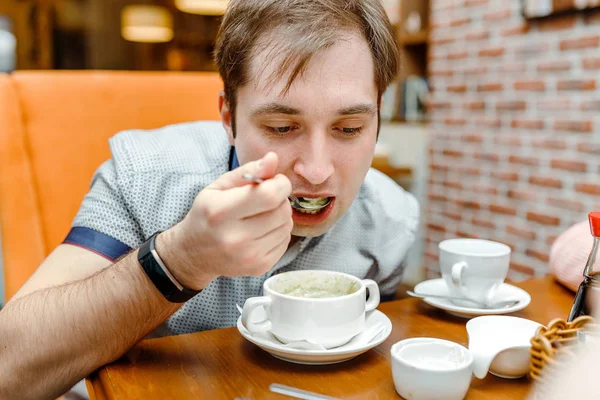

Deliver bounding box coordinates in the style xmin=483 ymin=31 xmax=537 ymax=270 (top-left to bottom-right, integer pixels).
xmin=439 ymin=238 xmax=511 ymax=306
xmin=241 ymin=270 xmax=380 ymax=349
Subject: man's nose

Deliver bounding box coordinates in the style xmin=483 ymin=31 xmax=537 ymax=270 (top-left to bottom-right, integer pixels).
xmin=292 ymin=135 xmax=334 ymax=186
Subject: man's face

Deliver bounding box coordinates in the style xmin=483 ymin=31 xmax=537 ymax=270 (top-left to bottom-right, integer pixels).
xmin=221 ymin=33 xmax=378 ymax=237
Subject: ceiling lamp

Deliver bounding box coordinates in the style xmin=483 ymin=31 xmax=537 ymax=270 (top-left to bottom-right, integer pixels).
xmin=121 ymin=5 xmax=173 ymax=43
xmin=175 ymin=0 xmax=229 ymax=15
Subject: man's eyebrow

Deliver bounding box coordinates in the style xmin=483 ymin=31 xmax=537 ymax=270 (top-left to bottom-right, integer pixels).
xmin=251 ymin=103 xmax=301 ymax=117
xmin=250 ymin=102 xmax=377 ymax=117
xmin=338 ymin=104 xmax=377 ymax=116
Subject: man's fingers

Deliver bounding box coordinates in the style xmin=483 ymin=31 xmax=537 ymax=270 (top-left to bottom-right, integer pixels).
xmin=260 ymin=223 xmax=293 ymax=265
xmin=204 ymin=174 xmax=291 ymax=220
xmin=241 ymin=199 xmax=292 ymax=237
xmin=210 ymin=151 xmax=278 ymax=191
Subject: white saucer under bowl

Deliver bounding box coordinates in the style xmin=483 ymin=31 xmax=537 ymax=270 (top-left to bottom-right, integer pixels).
xmin=237 ymin=309 xmax=392 ymax=365
xmin=413 ymin=279 xmax=531 ymax=318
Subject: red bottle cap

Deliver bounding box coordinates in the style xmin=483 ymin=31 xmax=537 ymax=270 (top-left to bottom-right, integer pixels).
xmin=589 ymin=212 xmax=600 ymax=237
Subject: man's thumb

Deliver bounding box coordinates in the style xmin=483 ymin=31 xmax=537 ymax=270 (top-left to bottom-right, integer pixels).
xmin=211 ymin=151 xmax=279 ymax=190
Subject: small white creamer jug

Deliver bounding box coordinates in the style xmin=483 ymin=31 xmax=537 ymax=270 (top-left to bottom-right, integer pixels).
xmin=467 ymin=316 xmax=542 ymax=379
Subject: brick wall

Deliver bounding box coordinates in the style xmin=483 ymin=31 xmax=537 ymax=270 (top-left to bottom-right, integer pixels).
xmin=425 ymin=0 xmax=600 ymax=281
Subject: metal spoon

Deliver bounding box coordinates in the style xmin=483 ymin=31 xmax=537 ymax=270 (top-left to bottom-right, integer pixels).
xmin=406 ymin=291 xmax=520 ymax=309
xmin=269 ymin=383 xmax=339 ymax=400
xmin=241 ymin=174 xmax=328 ymax=211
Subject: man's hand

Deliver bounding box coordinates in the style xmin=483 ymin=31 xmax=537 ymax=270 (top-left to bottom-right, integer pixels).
xmin=158 ymin=152 xmax=293 ymax=290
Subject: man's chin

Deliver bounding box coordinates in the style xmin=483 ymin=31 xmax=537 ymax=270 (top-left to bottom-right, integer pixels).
xmin=291 ymin=223 xmax=332 ymax=238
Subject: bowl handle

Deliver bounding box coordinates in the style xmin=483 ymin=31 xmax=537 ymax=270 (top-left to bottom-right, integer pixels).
xmin=241 ymin=296 xmax=272 ymax=333
xmin=362 ymin=279 xmax=380 ymax=312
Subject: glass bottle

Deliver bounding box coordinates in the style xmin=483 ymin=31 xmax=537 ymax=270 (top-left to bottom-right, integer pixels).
xmin=568 ymin=212 xmax=600 ymax=322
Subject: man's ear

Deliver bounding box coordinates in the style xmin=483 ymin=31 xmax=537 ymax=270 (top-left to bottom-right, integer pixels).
xmin=218 ymin=91 xmax=235 ymax=145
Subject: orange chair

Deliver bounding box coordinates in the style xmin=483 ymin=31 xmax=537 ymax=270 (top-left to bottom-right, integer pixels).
xmin=0 ymin=70 xmax=223 ymax=302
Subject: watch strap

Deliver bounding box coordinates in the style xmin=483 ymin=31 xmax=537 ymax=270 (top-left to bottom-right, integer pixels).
xmin=138 ymin=231 xmax=200 ymax=303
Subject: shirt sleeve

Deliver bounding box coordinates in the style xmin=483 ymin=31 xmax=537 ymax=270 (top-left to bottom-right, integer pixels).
xmin=64 ymin=159 xmax=145 ymax=261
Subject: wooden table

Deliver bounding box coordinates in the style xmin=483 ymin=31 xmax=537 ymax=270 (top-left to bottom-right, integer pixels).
xmin=87 ymin=276 xmax=575 ymax=399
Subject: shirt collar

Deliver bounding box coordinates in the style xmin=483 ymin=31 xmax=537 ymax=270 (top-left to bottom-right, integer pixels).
xmin=229 ymin=147 xmax=239 ymax=171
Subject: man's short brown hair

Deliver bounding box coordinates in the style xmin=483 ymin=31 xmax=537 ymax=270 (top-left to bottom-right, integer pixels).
xmin=214 ymin=0 xmax=399 ymax=122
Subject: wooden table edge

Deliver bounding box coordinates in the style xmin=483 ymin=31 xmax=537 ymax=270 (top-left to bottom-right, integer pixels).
xmin=84 ymin=275 xmax=575 ymax=399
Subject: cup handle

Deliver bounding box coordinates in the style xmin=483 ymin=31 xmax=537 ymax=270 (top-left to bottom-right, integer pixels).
xmin=362 ymin=279 xmax=380 ymax=312
xmin=451 ymin=261 xmax=469 ymax=296
xmin=241 ymin=296 xmax=272 ymax=333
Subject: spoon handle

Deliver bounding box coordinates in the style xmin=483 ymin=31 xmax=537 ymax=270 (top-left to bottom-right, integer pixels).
xmin=407 ymin=291 xmax=519 ymax=309
xmin=406 ymin=290 xmax=483 ymax=306
xmin=269 ymin=383 xmax=339 ymax=400
xmin=242 ymin=173 xmax=264 ymax=184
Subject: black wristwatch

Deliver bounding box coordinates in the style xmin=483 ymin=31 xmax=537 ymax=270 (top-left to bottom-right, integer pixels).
xmin=138 ymin=231 xmax=200 ymax=303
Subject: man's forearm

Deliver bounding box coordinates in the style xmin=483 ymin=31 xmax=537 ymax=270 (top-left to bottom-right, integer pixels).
xmin=0 ymin=250 xmax=181 ymax=400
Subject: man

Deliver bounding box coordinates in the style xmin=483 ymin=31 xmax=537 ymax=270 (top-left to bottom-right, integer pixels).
xmin=0 ymin=0 xmax=419 ymax=398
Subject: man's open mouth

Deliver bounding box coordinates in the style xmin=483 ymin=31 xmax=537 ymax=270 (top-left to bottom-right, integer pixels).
xmin=291 ymin=196 xmax=332 ymax=214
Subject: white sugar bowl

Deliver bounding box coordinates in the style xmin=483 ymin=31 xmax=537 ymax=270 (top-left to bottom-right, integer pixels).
xmin=391 ymin=337 xmax=473 ymax=400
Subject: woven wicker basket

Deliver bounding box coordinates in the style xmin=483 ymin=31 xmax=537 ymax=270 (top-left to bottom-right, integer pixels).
xmin=529 ymin=315 xmax=597 ymax=382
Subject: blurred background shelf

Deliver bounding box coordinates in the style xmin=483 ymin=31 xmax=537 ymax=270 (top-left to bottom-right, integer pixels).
xmin=0 ymin=0 xmax=224 ymax=71
xmin=381 ymin=0 xmax=430 ymax=124
xmin=398 ymin=28 xmax=429 ymax=46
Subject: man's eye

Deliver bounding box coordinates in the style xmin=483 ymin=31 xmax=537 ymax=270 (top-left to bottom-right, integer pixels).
xmin=338 ymin=127 xmax=363 ymax=137
xmin=266 ymin=126 xmax=293 ymax=134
